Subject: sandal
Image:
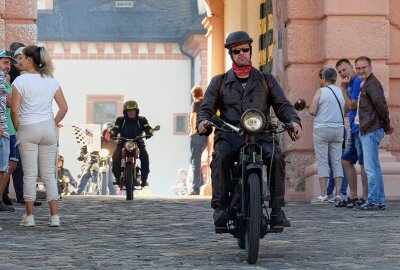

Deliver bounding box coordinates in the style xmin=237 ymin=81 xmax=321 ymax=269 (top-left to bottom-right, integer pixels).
xmin=335 ymin=199 xmax=349 ymax=207
xmin=345 ymin=198 xmax=359 ymax=208
xmin=356 ymin=198 xmax=366 ymax=206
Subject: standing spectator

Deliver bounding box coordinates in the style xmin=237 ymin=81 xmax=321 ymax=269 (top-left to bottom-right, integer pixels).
xmin=8 ymin=42 xmax=25 ymax=83
xmin=309 ymin=68 xmax=345 ymax=202
xmin=188 ymin=85 xmax=208 ymax=195
xmin=0 ymin=50 xmax=12 ymax=212
xmin=170 ymin=168 xmax=189 ymax=195
xmin=354 ymin=56 xmax=394 ymax=210
xmin=2 ymin=44 xmax=29 ymax=206
xmin=335 ymin=59 xmax=368 ymax=207
xmin=11 ymin=46 xmax=68 ymax=226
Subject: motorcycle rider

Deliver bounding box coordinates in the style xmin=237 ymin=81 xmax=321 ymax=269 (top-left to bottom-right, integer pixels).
xmin=197 ymin=31 xmax=303 ymax=229
xmin=110 ymin=100 xmax=154 ymax=187
xmin=57 ymin=155 xmax=77 ymax=195
xmin=100 ymin=122 xmax=117 ymax=195
xmin=75 ymin=145 xmax=99 ymax=195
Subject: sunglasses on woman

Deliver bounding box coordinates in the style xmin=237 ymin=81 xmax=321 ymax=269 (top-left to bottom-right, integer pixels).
xmin=231 ymin=47 xmax=250 ymax=55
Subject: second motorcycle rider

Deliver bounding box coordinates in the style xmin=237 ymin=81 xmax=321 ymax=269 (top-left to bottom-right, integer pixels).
xmin=110 ymin=100 xmax=155 ymax=187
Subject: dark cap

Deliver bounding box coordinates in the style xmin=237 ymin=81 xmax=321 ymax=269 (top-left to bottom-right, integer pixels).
xmin=0 ymin=50 xmax=17 ymax=65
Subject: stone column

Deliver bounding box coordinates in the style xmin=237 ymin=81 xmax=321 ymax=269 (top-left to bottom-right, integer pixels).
xmin=1 ymin=0 xmax=37 ymax=49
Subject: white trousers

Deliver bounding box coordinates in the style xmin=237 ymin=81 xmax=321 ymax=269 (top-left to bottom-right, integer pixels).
xmin=17 ymin=119 xmax=58 ymax=202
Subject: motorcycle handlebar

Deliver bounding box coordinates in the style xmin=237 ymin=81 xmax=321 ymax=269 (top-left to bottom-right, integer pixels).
xmin=209 ymin=115 xmax=294 ymax=137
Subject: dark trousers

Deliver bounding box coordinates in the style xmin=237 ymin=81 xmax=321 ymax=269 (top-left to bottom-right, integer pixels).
xmin=189 ymin=134 xmax=208 ymax=192
xmin=210 ymin=139 xmax=285 ymax=210
xmin=112 ymin=144 xmax=149 ymax=181
xmin=3 ymin=160 xmax=23 ymax=201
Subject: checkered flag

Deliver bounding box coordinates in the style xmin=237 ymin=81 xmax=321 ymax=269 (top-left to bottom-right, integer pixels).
xmin=72 ymin=125 xmax=87 ymax=145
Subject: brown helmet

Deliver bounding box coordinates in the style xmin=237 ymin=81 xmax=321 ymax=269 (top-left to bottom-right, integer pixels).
xmin=123 ymin=100 xmax=139 ymax=117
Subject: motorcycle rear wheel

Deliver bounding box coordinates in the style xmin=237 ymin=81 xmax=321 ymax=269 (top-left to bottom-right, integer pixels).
xmin=125 ymin=162 xmax=135 ymax=200
xmin=245 ymin=173 xmax=261 ymax=264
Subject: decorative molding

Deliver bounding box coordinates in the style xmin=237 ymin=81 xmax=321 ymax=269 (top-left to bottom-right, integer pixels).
xmin=40 ymin=41 xmax=190 ymax=60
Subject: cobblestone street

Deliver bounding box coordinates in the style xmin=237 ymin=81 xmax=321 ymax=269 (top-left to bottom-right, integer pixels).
xmin=1 ymin=196 xmax=400 ymax=269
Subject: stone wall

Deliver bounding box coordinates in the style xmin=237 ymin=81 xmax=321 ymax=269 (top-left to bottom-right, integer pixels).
xmin=0 ymin=0 xmax=37 ymax=50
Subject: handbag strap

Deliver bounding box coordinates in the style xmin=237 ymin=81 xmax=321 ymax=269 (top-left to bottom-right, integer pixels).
xmin=326 ymin=86 xmax=344 ymax=125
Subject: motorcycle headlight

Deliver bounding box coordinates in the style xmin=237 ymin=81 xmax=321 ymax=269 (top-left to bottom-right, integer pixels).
xmin=240 ymin=109 xmax=266 ymax=133
xmin=99 ymin=149 xmax=109 ymax=159
xmin=124 ymin=141 xmax=136 ymax=151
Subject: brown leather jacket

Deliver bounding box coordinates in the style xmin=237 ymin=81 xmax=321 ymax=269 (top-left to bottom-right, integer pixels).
xmin=359 ymin=73 xmax=391 ymax=135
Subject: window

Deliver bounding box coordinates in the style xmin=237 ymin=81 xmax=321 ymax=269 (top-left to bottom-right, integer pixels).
xmin=37 ymin=0 xmax=53 ymax=10
xmin=93 ymin=102 xmax=117 ymax=126
xmin=86 ymin=95 xmax=124 ymax=127
xmin=173 ymin=113 xmax=189 ymax=135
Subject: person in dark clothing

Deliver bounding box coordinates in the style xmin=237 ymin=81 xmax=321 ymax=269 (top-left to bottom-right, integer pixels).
xmin=57 ymin=155 xmax=76 ymax=195
xmin=111 ymin=100 xmax=154 ymax=187
xmin=197 ymin=31 xmax=303 ymax=229
xmin=100 ymin=122 xmax=117 ymax=195
xmin=188 ymin=85 xmax=208 ymax=195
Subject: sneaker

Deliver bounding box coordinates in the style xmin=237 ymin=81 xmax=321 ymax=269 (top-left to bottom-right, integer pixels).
xmin=379 ymin=205 xmax=386 ymax=210
xmin=48 ymin=215 xmax=61 ymax=227
xmin=270 ymin=208 xmax=291 ymax=228
xmin=312 ymin=195 xmax=328 ymax=203
xmin=20 ymin=214 xmax=35 ymax=227
xmin=326 ymin=194 xmax=335 ymax=203
xmin=355 ymin=202 xmax=380 ymax=211
xmin=3 ymin=196 xmax=13 ymax=205
xmin=0 ymin=202 xmax=15 ymax=212
xmin=213 ymin=208 xmax=229 ymax=227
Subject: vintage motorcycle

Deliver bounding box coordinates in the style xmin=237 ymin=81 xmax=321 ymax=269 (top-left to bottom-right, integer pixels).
xmin=208 ymin=99 xmax=305 ymax=264
xmin=116 ymin=125 xmax=160 ymax=200
xmin=77 ymin=148 xmax=102 ymax=195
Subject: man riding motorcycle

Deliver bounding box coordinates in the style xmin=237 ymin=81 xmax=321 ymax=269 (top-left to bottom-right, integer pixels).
xmin=110 ymin=100 xmax=154 ymax=187
xmin=197 ymin=31 xmax=303 ymax=229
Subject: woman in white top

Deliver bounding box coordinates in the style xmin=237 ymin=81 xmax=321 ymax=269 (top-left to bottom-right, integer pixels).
xmin=309 ymin=67 xmax=345 ymax=202
xmin=11 ymin=46 xmax=68 ymax=227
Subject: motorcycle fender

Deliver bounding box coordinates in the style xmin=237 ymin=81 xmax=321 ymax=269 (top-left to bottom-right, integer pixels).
xmin=244 ymin=163 xmax=263 ymax=177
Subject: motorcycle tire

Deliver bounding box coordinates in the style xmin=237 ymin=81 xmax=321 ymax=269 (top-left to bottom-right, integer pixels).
xmin=237 ymin=237 xmax=245 ymax=249
xmin=245 ymin=173 xmax=261 ymax=264
xmin=101 ymin=172 xmax=108 ymax=195
xmin=125 ymin=162 xmax=135 ymax=200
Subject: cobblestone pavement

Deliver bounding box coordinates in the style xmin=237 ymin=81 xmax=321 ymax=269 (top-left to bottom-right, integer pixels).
xmin=1 ymin=195 xmax=400 ymax=270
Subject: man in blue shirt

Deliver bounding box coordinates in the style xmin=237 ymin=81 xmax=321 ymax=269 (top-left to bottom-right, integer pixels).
xmin=335 ymin=59 xmax=367 ymax=208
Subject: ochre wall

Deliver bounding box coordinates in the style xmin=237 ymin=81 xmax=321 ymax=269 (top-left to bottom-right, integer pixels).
xmin=0 ymin=0 xmax=37 ymax=49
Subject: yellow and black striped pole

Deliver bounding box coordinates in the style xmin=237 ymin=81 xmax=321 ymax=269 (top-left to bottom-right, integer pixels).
xmin=259 ymin=0 xmax=273 ymax=73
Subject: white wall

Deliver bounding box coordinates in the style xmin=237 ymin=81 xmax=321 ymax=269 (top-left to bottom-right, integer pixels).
xmin=53 ymin=59 xmax=192 ymax=195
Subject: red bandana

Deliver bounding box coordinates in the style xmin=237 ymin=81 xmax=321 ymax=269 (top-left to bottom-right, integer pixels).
xmin=232 ymin=61 xmax=253 ymax=77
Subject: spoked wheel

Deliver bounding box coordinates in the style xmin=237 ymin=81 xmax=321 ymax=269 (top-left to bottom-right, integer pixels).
xmin=125 ymin=162 xmax=136 ymax=200
xmin=101 ymin=172 xmax=108 ymax=195
xmin=245 ymin=173 xmax=261 ymax=264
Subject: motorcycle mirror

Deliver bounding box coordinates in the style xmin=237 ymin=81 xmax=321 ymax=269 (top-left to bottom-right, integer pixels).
xmin=294 ymin=99 xmax=306 ymax=111
xmin=153 ymin=125 xmax=160 ymax=131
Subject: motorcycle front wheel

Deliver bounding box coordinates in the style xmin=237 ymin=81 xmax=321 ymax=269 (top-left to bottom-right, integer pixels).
xmin=245 ymin=173 xmax=261 ymax=264
xmin=125 ymin=162 xmax=135 ymax=200
xmin=101 ymin=172 xmax=108 ymax=195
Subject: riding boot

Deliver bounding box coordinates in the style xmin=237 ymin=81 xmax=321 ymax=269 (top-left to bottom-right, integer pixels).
xmin=270 ymin=208 xmax=291 ymax=229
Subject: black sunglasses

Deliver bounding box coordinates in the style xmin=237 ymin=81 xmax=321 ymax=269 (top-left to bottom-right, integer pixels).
xmin=231 ymin=47 xmax=250 ymax=55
